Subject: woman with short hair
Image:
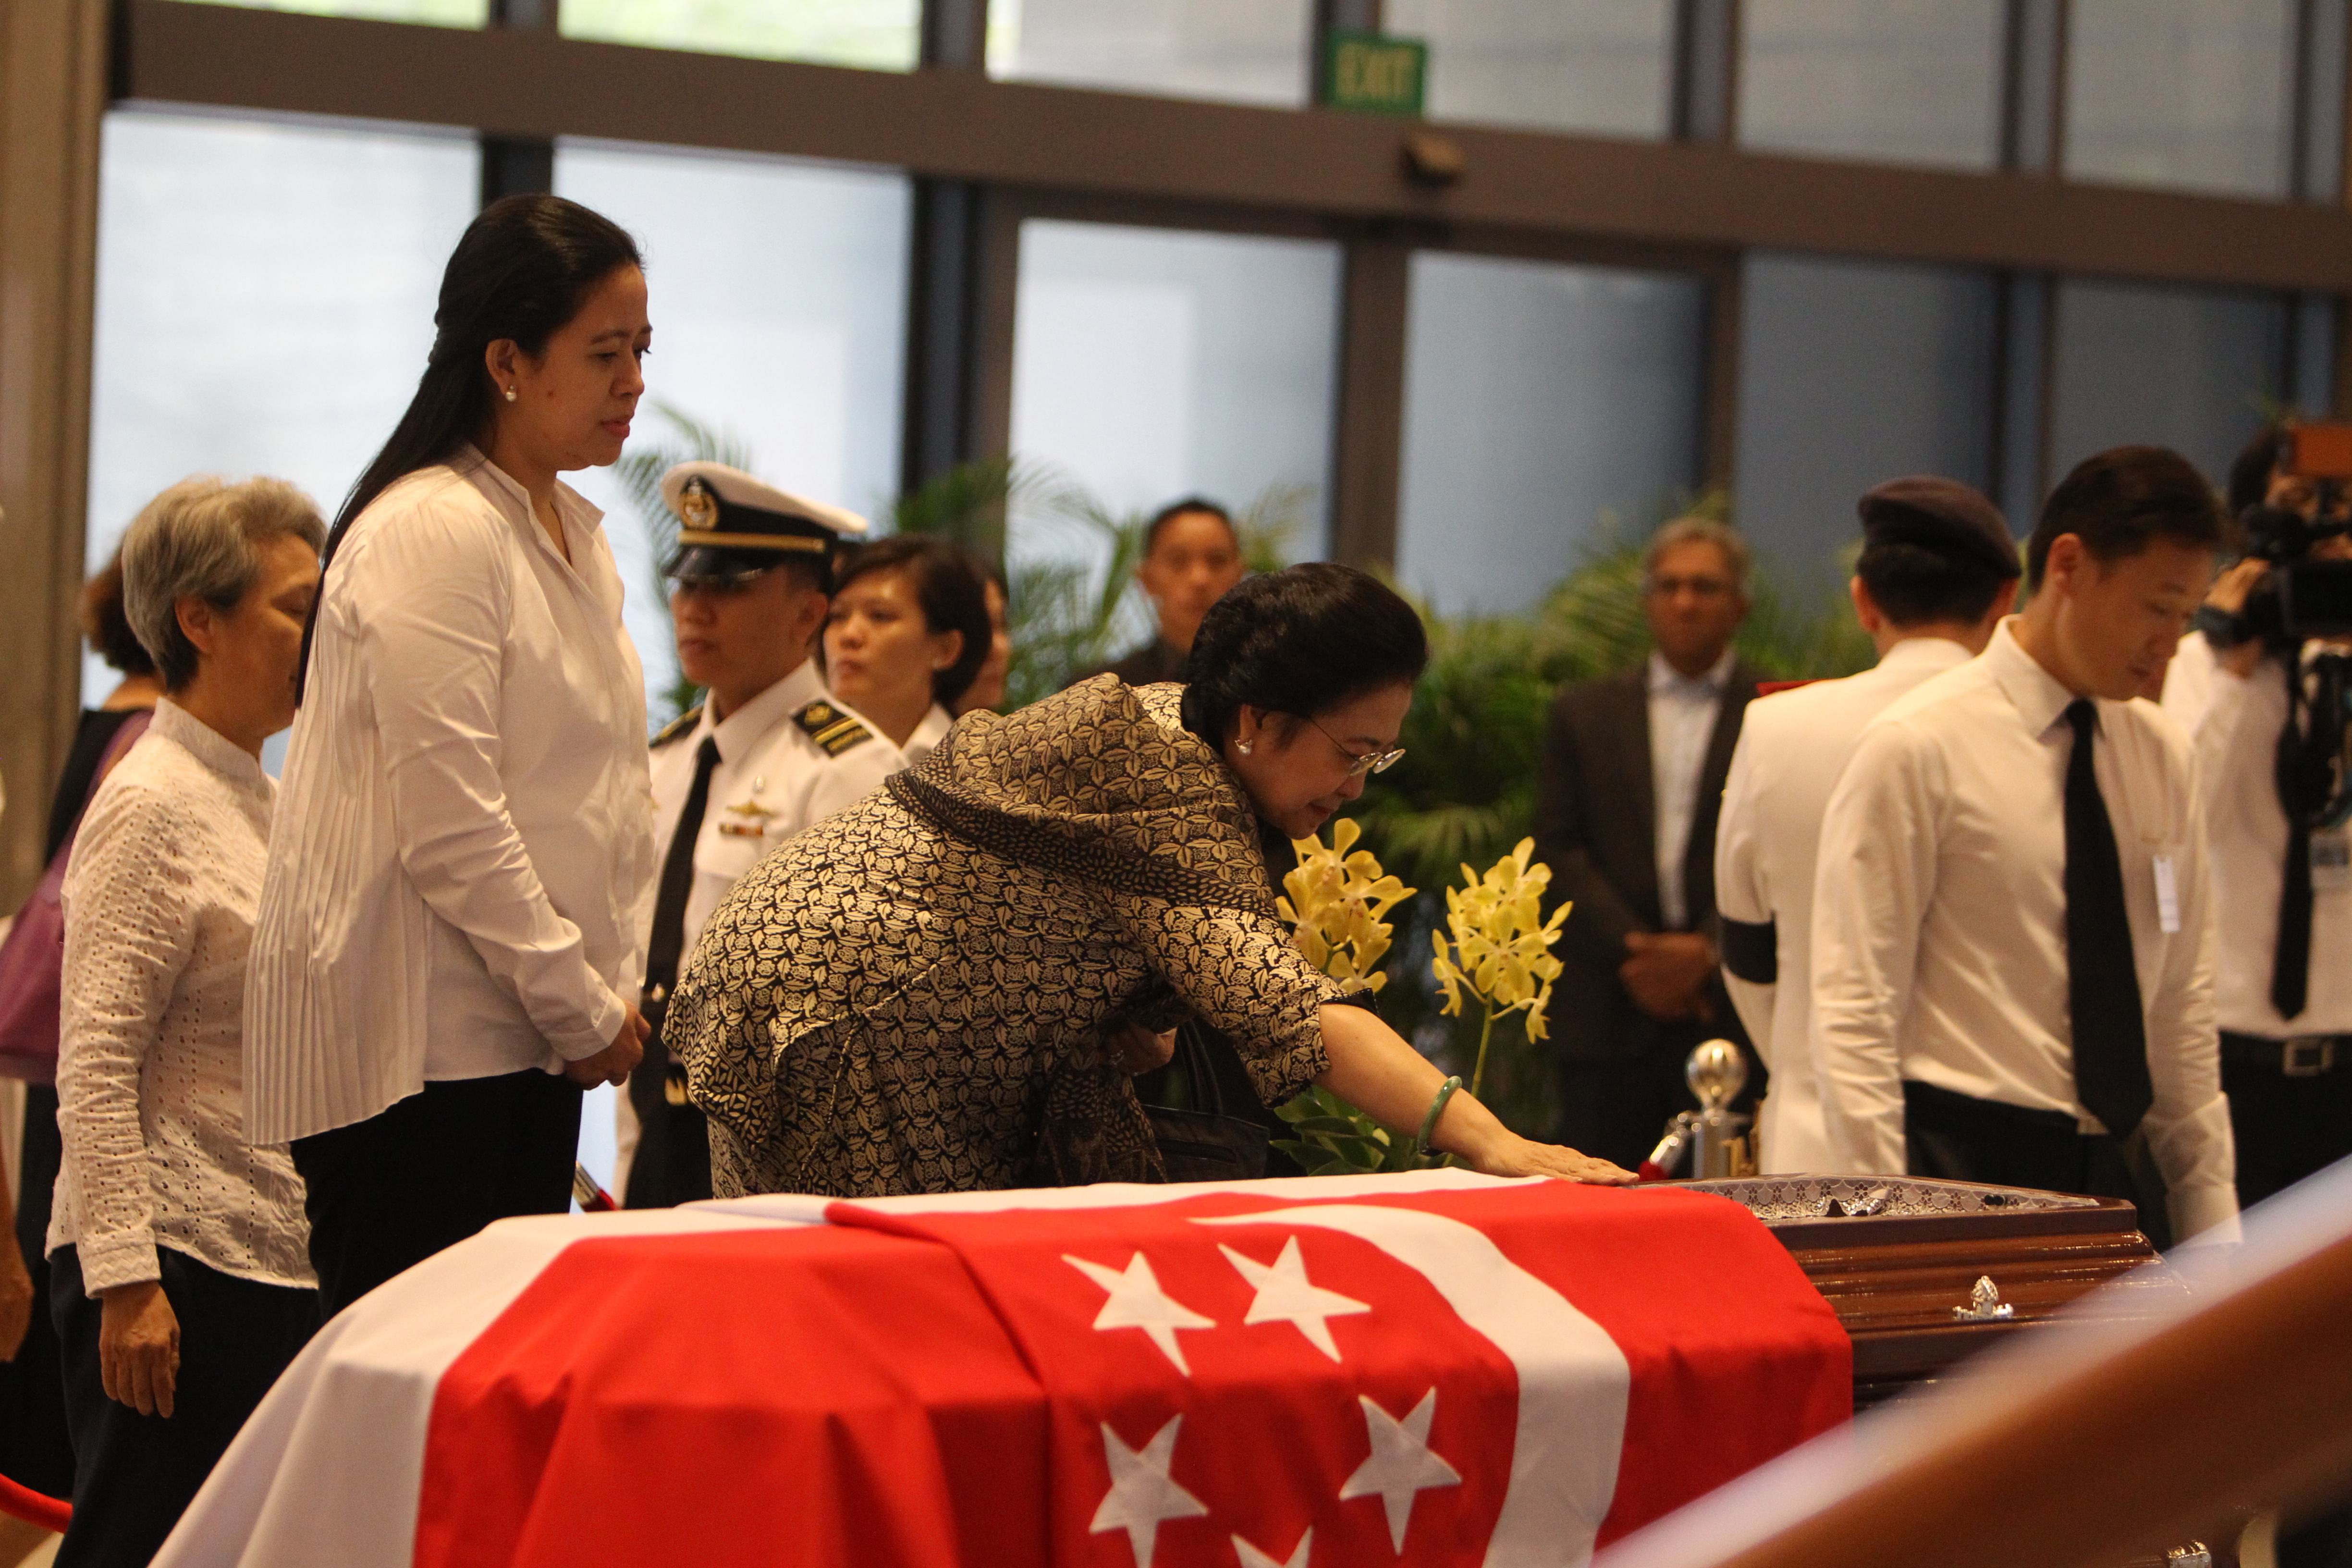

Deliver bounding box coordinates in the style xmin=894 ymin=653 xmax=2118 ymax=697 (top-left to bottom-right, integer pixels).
xmin=822 ymin=535 xmax=992 ymax=767
xmin=674 ymin=562 xmax=1631 ymax=1198
xmin=48 ymin=477 xmax=324 ymax=1568
xmin=245 ymin=193 xmax=657 ymax=1317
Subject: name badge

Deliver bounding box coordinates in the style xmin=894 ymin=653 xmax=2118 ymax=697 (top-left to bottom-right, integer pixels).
xmin=2313 ymin=829 xmax=2352 ymax=891
xmin=2153 ymin=855 xmax=2181 ymax=935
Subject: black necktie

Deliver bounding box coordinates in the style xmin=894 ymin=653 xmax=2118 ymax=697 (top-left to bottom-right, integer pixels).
xmin=644 ymin=736 xmax=722 ymax=1022
xmin=2274 ymin=818 xmax=2314 ymax=1021
xmin=2273 ymin=666 xmax=2319 ymax=1019
xmin=2064 ymin=700 xmax=2154 ymax=1140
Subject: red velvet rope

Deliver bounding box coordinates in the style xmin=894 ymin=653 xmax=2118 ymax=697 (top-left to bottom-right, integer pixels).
xmin=0 ymin=1472 xmax=69 ymax=1534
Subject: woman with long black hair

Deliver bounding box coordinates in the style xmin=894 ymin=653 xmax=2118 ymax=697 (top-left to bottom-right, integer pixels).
xmin=244 ymin=195 xmax=656 ymax=1316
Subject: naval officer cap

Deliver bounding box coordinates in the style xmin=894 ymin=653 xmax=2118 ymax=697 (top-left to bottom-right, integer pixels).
xmin=660 ymin=461 xmax=868 ymax=588
xmin=1856 ymin=475 xmax=2021 ymax=580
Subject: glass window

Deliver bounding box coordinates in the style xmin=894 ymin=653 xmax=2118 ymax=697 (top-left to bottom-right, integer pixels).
xmin=1006 ymin=219 xmax=1340 ymax=614
xmin=561 ymin=0 xmax=919 ymax=70
xmin=174 ymin=0 xmax=488 ymax=26
xmin=1731 ymin=254 xmax=1998 ymax=572
xmin=1395 ymin=252 xmax=1704 ymax=615
xmin=555 ymin=142 xmax=912 ymax=710
xmin=988 ymin=0 xmax=1314 ymax=109
xmin=2048 ymin=278 xmax=2288 ymax=486
xmin=1738 ymin=0 xmax=2003 ymax=171
xmin=2065 ymin=0 xmax=2297 ymax=198
xmin=1382 ymin=0 xmax=1673 ymax=139
xmin=85 ymin=110 xmax=477 ymax=708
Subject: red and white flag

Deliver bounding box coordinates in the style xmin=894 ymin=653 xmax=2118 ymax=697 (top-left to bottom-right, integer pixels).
xmin=156 ymin=1171 xmax=1849 ymax=1568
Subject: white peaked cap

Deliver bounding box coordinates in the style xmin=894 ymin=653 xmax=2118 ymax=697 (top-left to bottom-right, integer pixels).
xmin=657 ymin=460 xmax=869 ymax=539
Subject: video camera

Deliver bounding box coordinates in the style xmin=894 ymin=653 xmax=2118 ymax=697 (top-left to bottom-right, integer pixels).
xmin=2200 ymin=423 xmax=2352 ymax=833
xmin=2212 ymin=423 xmax=2352 ymax=649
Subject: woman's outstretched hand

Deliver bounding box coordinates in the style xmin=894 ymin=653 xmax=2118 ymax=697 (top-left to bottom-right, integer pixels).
xmin=1314 ymin=1004 xmax=1638 ymax=1186
xmin=1460 ymin=1132 xmax=1637 ymax=1186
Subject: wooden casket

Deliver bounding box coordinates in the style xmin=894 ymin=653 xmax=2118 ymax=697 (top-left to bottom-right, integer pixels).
xmin=1678 ymin=1176 xmax=2239 ymax=1567
xmin=1680 ymin=1176 xmax=2187 ymax=1408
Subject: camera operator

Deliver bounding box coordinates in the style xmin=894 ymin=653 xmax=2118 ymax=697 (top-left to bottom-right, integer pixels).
xmin=2162 ymin=424 xmax=2352 ymax=1217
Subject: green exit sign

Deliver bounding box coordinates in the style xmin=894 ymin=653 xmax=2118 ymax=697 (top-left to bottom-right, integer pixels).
xmin=1322 ymin=30 xmax=1426 ymax=117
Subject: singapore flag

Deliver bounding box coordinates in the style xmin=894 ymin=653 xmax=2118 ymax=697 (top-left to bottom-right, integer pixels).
xmin=156 ymin=1171 xmax=1848 ymax=1568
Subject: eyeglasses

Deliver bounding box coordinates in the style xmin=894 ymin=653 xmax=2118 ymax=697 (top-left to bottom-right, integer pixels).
xmin=1308 ymin=715 xmax=1405 ymax=777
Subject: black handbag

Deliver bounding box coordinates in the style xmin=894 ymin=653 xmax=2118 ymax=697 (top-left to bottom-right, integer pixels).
xmin=1141 ymin=1022 xmax=1271 ymax=1183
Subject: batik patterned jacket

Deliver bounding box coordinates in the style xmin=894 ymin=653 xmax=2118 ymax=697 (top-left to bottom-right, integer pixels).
xmin=671 ymin=677 xmax=1338 ymax=1198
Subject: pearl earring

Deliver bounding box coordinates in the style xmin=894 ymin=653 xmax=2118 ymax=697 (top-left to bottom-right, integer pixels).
xmin=503 ymin=386 xmax=517 ymax=403
xmin=1237 ymin=740 xmax=1253 ymax=756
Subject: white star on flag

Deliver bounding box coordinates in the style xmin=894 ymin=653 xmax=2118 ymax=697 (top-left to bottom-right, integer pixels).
xmin=1217 ymin=1237 xmax=1371 ymax=1361
xmin=1340 ymin=1388 xmax=1462 ymax=1552
xmin=1090 ymin=1416 xmax=1208 ymax=1568
xmin=1064 ymin=1251 xmax=1217 ymax=1374
xmin=1231 ymin=1527 xmax=1312 ymax=1568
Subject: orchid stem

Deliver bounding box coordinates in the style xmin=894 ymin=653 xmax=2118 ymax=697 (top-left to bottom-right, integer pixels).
xmin=1470 ymin=1003 xmax=1495 ymax=1101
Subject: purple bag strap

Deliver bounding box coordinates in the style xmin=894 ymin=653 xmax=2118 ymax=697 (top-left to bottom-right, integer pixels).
xmin=62 ymin=708 xmax=155 ymax=851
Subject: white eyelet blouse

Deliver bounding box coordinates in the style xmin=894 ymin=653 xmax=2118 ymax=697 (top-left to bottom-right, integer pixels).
xmin=48 ymin=698 xmax=314 ymax=1294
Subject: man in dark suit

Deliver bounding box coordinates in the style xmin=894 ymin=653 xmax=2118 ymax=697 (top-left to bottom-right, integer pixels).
xmin=1535 ymin=517 xmax=1764 ymax=1169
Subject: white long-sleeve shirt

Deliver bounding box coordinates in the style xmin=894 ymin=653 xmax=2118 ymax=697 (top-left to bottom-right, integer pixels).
xmin=49 ymin=700 xmax=312 ymax=1293
xmin=1811 ymin=619 xmax=2237 ymax=1241
xmin=2162 ymin=631 xmax=2352 ymax=1038
xmin=245 ymin=448 xmax=658 ymax=1143
xmin=1715 ymin=635 xmax=1974 ymax=1173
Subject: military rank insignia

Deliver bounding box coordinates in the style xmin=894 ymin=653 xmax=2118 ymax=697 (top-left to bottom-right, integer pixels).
xmin=794 ymin=700 xmax=874 ymax=757
xmin=649 ymin=706 xmax=703 ymax=748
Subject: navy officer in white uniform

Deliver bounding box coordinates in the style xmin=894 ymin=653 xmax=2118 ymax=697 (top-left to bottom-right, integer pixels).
xmin=1715 ymin=477 xmax=2020 ymax=1172
xmin=621 ymin=462 xmax=895 ymax=1207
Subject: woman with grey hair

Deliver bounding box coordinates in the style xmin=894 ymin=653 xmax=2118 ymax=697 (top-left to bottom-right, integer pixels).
xmin=46 ymin=476 xmax=323 ymax=1568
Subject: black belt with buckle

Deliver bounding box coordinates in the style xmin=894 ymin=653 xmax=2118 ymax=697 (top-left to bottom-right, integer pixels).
xmin=2222 ymin=1030 xmax=2346 ymax=1077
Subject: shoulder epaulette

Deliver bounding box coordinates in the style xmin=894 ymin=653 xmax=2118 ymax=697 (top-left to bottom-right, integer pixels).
xmin=650 ymin=705 xmax=703 ymax=749
xmin=795 ymin=700 xmax=875 ymax=758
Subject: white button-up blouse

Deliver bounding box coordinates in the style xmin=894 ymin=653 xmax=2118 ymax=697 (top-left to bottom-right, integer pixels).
xmin=244 ymin=448 xmax=657 ymax=1144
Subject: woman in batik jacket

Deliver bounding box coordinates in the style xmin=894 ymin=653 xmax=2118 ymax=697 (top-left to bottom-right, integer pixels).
xmin=671 ymin=563 xmax=1632 ymax=1197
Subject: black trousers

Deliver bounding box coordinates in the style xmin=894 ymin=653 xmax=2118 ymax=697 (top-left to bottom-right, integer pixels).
xmin=1902 ymin=1079 xmax=2170 ymax=1249
xmin=0 ymin=1085 xmax=75 ymax=1500
xmin=622 ymin=1035 xmax=711 ymax=1209
xmin=49 ymin=1245 xmax=317 ymax=1568
xmin=2221 ymin=1033 xmax=2352 ymax=1209
xmin=291 ymin=1069 xmax=581 ymax=1319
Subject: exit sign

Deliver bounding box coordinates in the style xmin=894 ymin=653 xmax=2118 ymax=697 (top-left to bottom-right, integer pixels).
xmin=1322 ymin=30 xmax=1426 ymax=117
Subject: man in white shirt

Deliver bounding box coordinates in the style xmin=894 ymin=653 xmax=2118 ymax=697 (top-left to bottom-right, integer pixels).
xmin=1813 ymin=445 xmax=2238 ymax=1248
xmin=1717 ymin=477 xmax=2020 ymax=1173
xmin=2162 ymin=429 xmax=2352 ymax=1213
xmin=621 ymin=463 xmax=897 ymax=1207
xmin=1535 ymin=517 xmax=1764 ymax=1168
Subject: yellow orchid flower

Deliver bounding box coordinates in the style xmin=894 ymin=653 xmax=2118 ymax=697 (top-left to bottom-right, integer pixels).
xmin=1282 ymin=821 xmax=1416 ymax=997
xmin=1429 ymin=836 xmax=1575 ymax=1098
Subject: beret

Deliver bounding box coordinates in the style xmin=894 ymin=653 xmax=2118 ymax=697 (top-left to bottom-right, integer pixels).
xmin=1856 ymin=476 xmax=2020 ymax=579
